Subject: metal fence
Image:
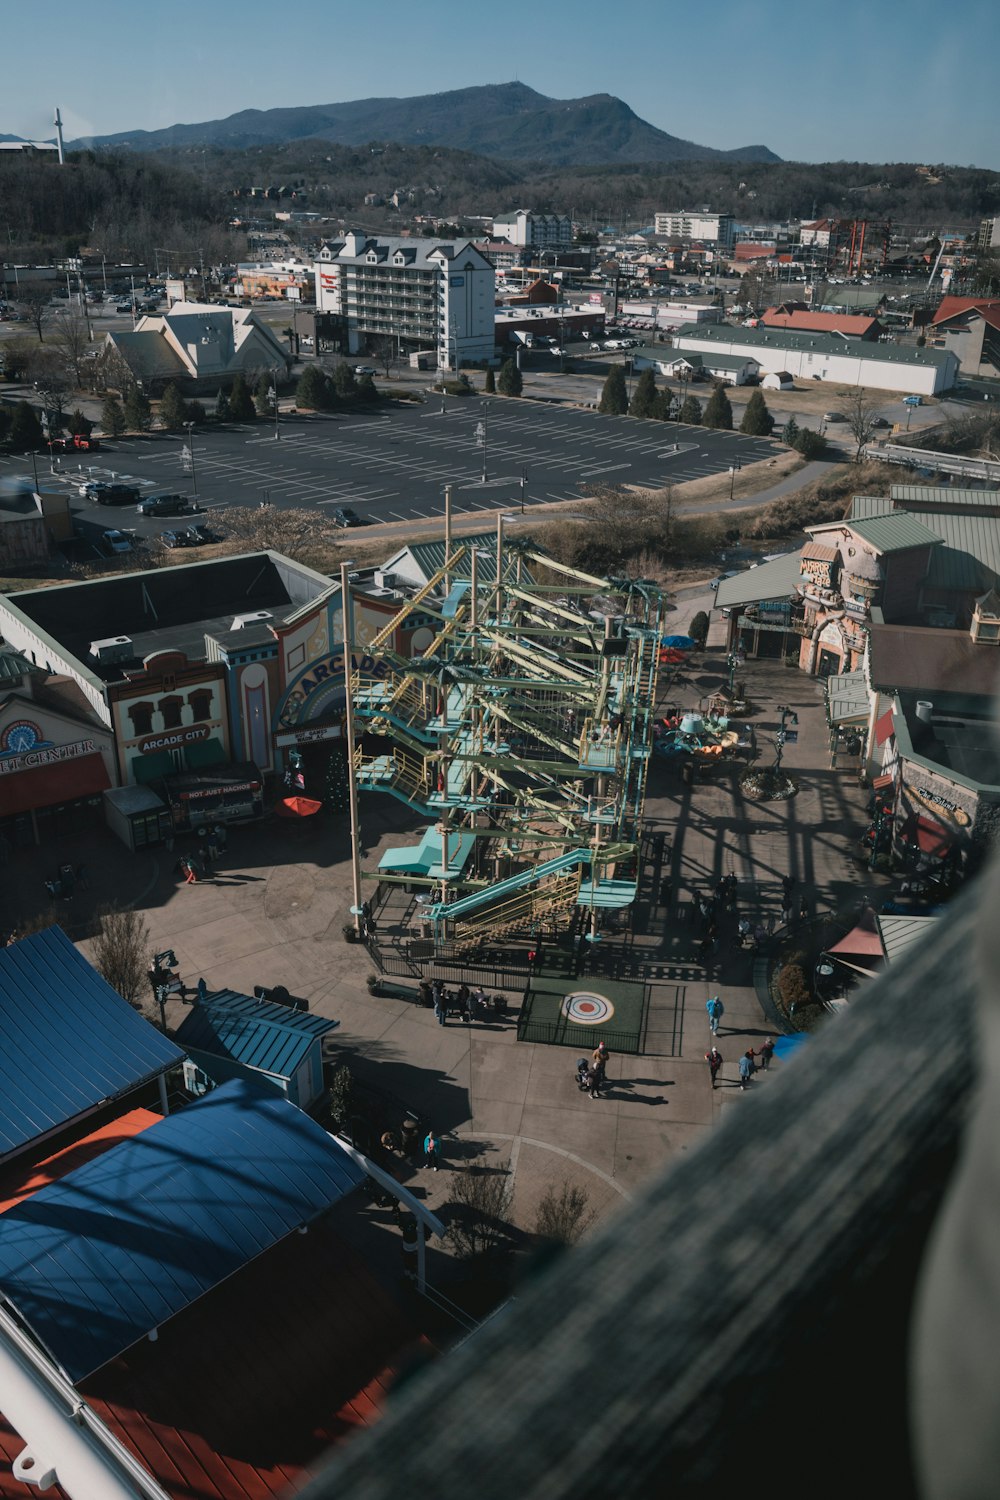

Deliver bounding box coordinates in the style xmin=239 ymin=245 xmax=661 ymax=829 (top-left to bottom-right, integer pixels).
xmin=515 ymin=1014 xmax=645 ymax=1055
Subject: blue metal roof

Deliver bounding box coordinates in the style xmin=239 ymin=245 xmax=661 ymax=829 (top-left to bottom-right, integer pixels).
xmin=174 ymin=990 xmax=339 ymax=1079
xmin=0 ymin=1078 xmax=367 ymax=1382
xmin=0 ymin=927 xmax=185 ymax=1162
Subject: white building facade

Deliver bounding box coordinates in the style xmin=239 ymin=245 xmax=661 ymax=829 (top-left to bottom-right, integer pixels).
xmin=654 ymin=212 xmax=735 ymax=249
xmin=492 ymin=212 xmax=573 ymax=252
xmin=672 ymin=324 xmax=959 ymax=396
xmin=314 ymin=233 xmax=495 ymax=369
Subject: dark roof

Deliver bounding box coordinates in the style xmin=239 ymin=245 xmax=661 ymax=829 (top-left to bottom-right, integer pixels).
xmin=0 ymin=928 xmax=184 ymax=1164
xmin=0 ymin=648 xmax=32 ymax=684
xmin=7 ymin=553 xmax=330 ymax=682
xmin=868 ymin=623 xmax=1000 ymax=696
xmin=0 ymin=1078 xmax=368 ymax=1382
xmin=175 ymin=989 xmax=339 ymax=1079
xmin=896 ymin=691 xmax=1000 ymax=786
xmin=0 ymin=1211 xmax=422 ymax=1500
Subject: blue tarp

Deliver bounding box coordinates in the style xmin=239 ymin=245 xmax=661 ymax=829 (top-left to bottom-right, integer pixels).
xmin=660 ymin=635 xmax=697 ymax=650
xmin=0 ymin=1078 xmax=367 ymax=1381
xmin=773 ymin=1034 xmax=810 ymax=1059
xmin=0 ymin=927 xmax=184 ymax=1162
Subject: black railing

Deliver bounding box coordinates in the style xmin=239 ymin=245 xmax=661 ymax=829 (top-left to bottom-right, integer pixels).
xmin=515 ymin=1015 xmax=643 ymax=1055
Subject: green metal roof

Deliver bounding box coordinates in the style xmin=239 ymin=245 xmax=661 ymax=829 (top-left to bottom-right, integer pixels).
xmin=890 ymin=485 xmax=1000 ymax=509
xmin=714 ymin=551 xmax=803 ymax=609
xmin=403 ymin=532 xmax=499 ymax=582
xmin=674 ymin=322 xmax=957 ymax=369
xmin=850 ymin=495 xmax=896 ymax=520
xmin=0 ymin=649 xmax=33 ymax=684
xmin=847 ymin=514 xmax=943 ymax=553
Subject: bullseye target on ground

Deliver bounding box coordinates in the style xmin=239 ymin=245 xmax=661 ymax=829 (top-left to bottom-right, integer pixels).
xmin=561 ymin=991 xmax=616 ymax=1025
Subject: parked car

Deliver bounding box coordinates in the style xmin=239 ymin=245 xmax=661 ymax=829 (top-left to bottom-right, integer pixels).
xmin=823 ymin=411 xmax=848 ymax=422
xmin=902 ymin=394 xmax=923 ymax=407
xmin=331 ymin=506 xmax=363 ymax=528
xmin=50 ymin=434 xmax=101 ymax=454
xmin=354 ymin=365 xmax=377 ymax=376
xmin=182 ymin=523 xmax=220 ymax=545
xmin=158 ymin=529 xmax=190 ymax=548
xmin=101 ymin=529 xmax=133 ymax=555
xmin=871 ymin=417 xmax=891 ymax=429
xmin=136 ymin=493 xmax=200 ymax=517
xmin=79 ymin=481 xmax=139 ymax=504
xmin=710 ymin=570 xmax=739 ymax=590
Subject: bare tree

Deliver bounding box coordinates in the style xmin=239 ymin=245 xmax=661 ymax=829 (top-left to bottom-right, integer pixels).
xmin=843 ymin=388 xmax=883 ymax=462
xmin=90 ymin=904 xmax=151 ymax=1010
xmin=446 ymin=1157 xmax=515 ymax=1261
xmin=27 ymin=347 xmax=72 ymax=432
xmin=212 ymin=504 xmax=344 ymax=570
xmin=17 ymin=285 xmax=53 ymax=343
xmin=367 ymin=335 xmax=396 ymax=377
xmin=534 ymin=1181 xmax=597 ymax=1246
xmin=50 ymin=312 xmax=94 ymax=390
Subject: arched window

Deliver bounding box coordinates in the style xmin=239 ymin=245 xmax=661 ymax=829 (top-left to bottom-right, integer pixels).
xmin=160 ymin=696 xmax=183 ymax=730
xmin=189 ymin=689 xmax=213 ymax=723
xmin=128 ymin=702 xmax=154 ymax=737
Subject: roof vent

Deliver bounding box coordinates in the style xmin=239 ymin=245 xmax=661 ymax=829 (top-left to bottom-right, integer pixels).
xmin=90 ymin=636 xmax=133 ymax=664
xmin=915 ymin=700 xmax=933 ymax=723
xmin=231 ymin=611 xmax=273 ymax=630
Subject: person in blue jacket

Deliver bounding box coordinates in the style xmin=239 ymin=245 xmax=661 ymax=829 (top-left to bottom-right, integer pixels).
xmin=706 ymin=995 xmax=724 ymax=1034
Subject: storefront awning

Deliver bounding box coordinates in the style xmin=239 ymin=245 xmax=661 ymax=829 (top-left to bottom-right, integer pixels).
xmin=1 ymin=752 xmax=110 ymax=816
xmin=875 ymin=709 xmax=895 ymax=746
xmin=185 ymin=736 xmax=226 ymax=769
xmin=133 ymin=751 xmax=174 ymax=785
xmin=914 ymin=816 xmax=953 ymax=857
xmin=873 ymin=773 xmax=895 ymax=790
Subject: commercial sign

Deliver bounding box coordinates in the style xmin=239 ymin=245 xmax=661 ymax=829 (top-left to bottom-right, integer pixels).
xmin=0 ymin=734 xmax=96 ymax=775
xmin=275 ymin=723 xmax=343 ymax=748
xmin=908 ymin=782 xmax=971 ymax=826
xmin=138 ymin=725 xmax=211 ymax=755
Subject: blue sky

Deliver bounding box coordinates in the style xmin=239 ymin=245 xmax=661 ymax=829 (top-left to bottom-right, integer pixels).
xmin=5 ymin=0 xmax=998 ymax=168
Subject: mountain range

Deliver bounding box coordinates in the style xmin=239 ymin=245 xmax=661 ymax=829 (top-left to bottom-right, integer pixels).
xmin=68 ymin=83 xmax=780 ymax=167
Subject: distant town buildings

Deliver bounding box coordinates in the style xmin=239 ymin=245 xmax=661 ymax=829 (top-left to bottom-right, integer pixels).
xmin=654 ymin=211 xmax=735 ymax=250
xmin=492 ymin=211 xmax=573 ymax=252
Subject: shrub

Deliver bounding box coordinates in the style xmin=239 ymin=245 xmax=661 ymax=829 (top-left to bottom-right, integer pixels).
xmin=794 ymin=427 xmax=828 ymax=460
xmin=678 ymin=395 xmax=703 ymax=425
xmin=740 ymin=388 xmax=774 ymax=436
xmin=483 ymin=366 xmax=496 ymax=394
xmin=689 ymin=610 xmax=710 ymax=645
xmin=703 ymin=384 xmax=734 ymax=430
xmin=228 ymin=374 xmax=256 ymax=422
xmin=498 ymin=358 xmax=523 ymax=397
xmin=776 ymin=962 xmax=811 ymax=1009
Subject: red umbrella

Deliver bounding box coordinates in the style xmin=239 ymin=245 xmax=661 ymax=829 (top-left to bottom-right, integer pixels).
xmin=276 ymin=796 xmax=323 ymax=819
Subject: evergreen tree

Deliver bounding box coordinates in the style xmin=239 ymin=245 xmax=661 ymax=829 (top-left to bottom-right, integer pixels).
xmin=794 ymin=427 xmax=828 ymax=460
xmin=497 ymin=358 xmax=523 ymax=397
xmin=483 ymin=366 xmax=496 ymax=394
xmin=678 ymin=395 xmax=703 ymax=425
xmin=783 ymin=415 xmax=800 ymax=449
xmin=333 ymin=362 xmax=358 ymax=400
xmin=254 ymin=372 xmax=273 ymax=417
xmin=654 ymin=388 xmax=676 ymax=421
xmin=703 ymin=384 xmax=734 ymax=430
xmin=67 ymin=407 xmax=93 ymax=437
xmin=598 ymin=365 xmax=628 ymax=415
xmin=101 ymin=394 xmax=127 ymax=437
xmin=740 ymin=388 xmax=774 ymax=436
xmin=356 ymin=372 xmax=378 ymax=401
xmin=185 ymin=400 xmax=207 ymax=425
xmin=228 ymin=374 xmax=256 ymax=422
xmin=9 ymin=401 xmax=43 ymax=451
xmin=215 ymin=387 xmax=231 ymax=422
xmin=295 ymin=364 xmax=329 ymax=411
xmin=689 ymin=611 xmax=710 ymax=647
xmin=158 ymin=382 xmax=188 ymax=430
xmin=123 ymin=384 xmax=152 ymax=433
xmin=629 ymin=368 xmax=658 ymax=419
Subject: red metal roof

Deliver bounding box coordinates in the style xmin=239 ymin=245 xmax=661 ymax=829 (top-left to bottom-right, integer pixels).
xmin=912 ymin=815 xmax=953 ymax=857
xmin=0 ymin=1221 xmax=424 ymax=1500
xmin=0 ymin=1107 xmax=158 ymax=1214
xmin=931 ymin=296 xmax=1000 ymax=328
xmin=761 ymin=309 xmax=879 ymax=336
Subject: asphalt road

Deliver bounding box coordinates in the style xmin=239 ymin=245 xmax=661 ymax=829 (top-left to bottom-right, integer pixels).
xmin=1 ymin=396 xmax=780 ymax=554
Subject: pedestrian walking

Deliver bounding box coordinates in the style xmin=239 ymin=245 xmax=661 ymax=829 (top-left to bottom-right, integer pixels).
xmin=196 ymin=977 xmax=208 ymax=1005
xmin=585 ymin=1064 xmax=603 ymax=1099
xmin=400 ymin=1116 xmax=420 ymax=1161
xmin=213 ymin=822 xmax=227 ymax=853
xmin=432 ymin=981 xmax=447 ymax=1026
xmin=423 ymin=1130 xmax=441 ymax=1170
xmin=697 ymin=934 xmax=712 ymax=965
xmin=706 ymin=995 xmax=724 ymax=1034
xmin=457 ymin=983 xmax=471 ymax=1023
xmin=592 ymin=1040 xmax=610 ymax=1069
xmin=758 ymin=1036 xmax=775 ymax=1071
xmin=739 ymin=1050 xmax=757 ymax=1090
xmin=206 ymin=831 xmax=219 ymax=862
xmin=725 ymin=872 xmax=738 ymax=909
xmin=705 ymin=1047 xmax=723 ymax=1088
xmin=181 ymin=858 xmax=197 ymax=885
xmin=799 ymin=898 xmax=809 ymax=921
xmin=767 ymin=912 xmax=777 ymax=936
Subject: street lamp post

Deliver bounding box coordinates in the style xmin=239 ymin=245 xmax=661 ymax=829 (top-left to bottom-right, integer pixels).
xmin=477 ymin=401 xmax=489 ymax=483
xmin=728 ymin=460 xmax=742 ymax=499
xmin=774 ymin=704 xmax=799 ymax=774
xmin=182 ymin=421 xmax=198 ymax=495
xmin=519 ymin=467 xmax=527 ymax=514
xmin=270 ymin=368 xmax=280 ymax=440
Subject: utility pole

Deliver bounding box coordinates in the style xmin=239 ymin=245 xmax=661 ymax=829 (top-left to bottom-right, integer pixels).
xmin=477 ymin=401 xmax=488 ymax=483
xmin=340 ymin=562 xmax=364 ymax=937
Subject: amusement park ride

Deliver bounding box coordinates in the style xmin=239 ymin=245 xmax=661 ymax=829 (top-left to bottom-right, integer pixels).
xmin=340 ymin=504 xmax=666 ymax=962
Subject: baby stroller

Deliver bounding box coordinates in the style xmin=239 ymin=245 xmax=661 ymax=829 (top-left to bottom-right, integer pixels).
xmin=575 ymin=1058 xmax=591 ymax=1091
